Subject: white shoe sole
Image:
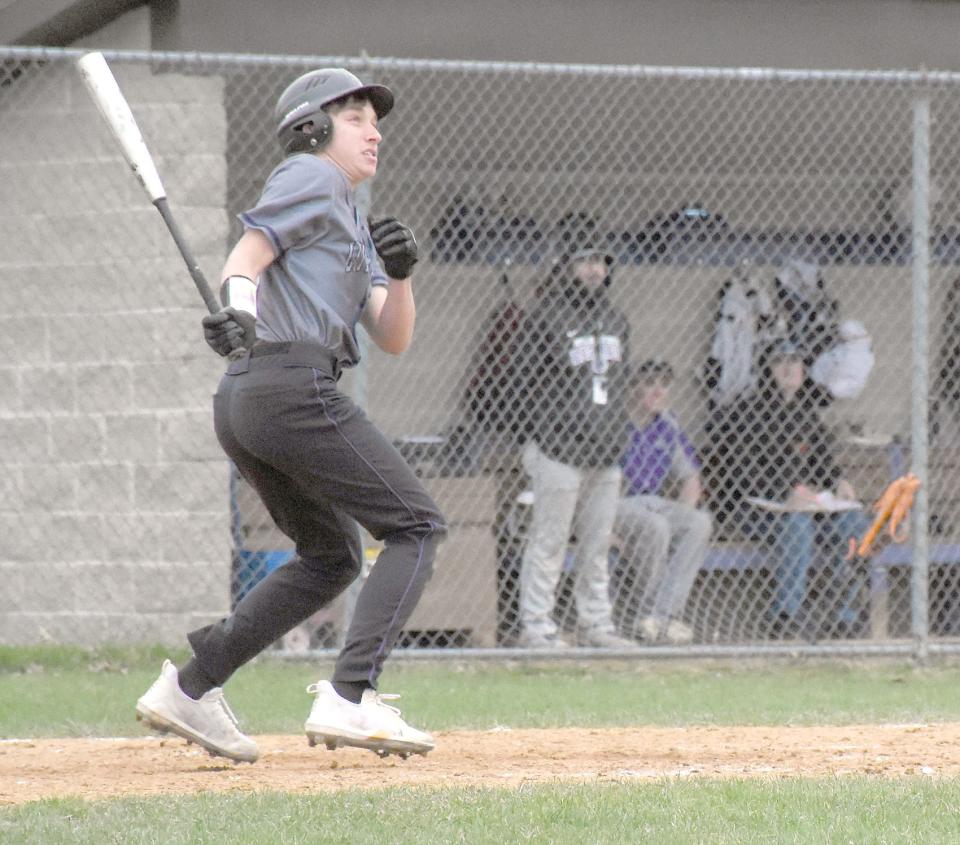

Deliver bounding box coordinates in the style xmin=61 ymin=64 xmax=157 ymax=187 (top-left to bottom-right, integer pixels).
xmin=305 ymin=723 xmax=433 ymax=758
xmin=135 ymin=701 xmax=259 ymax=764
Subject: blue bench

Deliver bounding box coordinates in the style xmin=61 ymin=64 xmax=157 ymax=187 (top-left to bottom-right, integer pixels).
xmin=700 ymin=541 xmax=921 ymax=572
xmin=700 ymin=539 xmax=960 ymax=638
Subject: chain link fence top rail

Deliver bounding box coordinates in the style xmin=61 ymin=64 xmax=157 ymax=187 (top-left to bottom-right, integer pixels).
xmin=2 ymin=47 xmax=960 ymax=654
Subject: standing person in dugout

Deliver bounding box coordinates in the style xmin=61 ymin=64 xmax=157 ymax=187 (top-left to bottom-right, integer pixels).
xmin=514 ymin=244 xmax=634 ymax=649
xmin=136 ymin=69 xmax=447 ymax=763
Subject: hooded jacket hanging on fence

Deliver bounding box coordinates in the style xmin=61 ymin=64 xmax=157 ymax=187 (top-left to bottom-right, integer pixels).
xmin=515 ymin=277 xmax=631 ymax=468
xmin=705 ymin=275 xmax=777 ymax=407
xmin=774 ymin=259 xmax=839 ymax=362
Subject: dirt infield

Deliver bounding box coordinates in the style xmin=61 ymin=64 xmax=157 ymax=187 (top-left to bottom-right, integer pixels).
xmin=3 ymin=723 xmax=959 ymax=805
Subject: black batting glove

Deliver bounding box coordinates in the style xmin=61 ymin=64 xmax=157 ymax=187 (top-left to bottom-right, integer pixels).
xmin=370 ymin=216 xmax=419 ymax=279
xmin=201 ymin=307 xmax=257 ymax=357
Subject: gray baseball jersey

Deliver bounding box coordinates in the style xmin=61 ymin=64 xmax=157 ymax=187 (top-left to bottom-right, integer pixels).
xmin=239 ymin=154 xmax=388 ymax=367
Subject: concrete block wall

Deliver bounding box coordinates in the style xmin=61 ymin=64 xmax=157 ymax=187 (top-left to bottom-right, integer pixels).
xmin=0 ymin=59 xmax=233 ymax=646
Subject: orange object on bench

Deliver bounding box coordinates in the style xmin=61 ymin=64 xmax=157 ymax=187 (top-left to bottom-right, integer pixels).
xmin=848 ymin=473 xmax=922 ymax=559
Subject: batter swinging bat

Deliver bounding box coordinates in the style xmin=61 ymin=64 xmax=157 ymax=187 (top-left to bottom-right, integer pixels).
xmin=76 ymin=51 xmax=221 ymax=315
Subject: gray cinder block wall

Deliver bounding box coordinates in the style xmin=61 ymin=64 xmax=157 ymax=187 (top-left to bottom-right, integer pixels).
xmin=0 ymin=59 xmax=232 ymax=645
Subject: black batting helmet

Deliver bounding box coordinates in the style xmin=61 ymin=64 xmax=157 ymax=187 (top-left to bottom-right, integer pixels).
xmin=274 ymin=68 xmax=394 ymax=156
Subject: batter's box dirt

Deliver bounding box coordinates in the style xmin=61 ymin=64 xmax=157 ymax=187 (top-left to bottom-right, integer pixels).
xmin=3 ymin=724 xmax=959 ymax=805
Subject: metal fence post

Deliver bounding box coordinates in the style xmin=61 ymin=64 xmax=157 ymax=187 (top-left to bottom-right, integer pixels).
xmin=910 ymin=92 xmax=931 ymax=663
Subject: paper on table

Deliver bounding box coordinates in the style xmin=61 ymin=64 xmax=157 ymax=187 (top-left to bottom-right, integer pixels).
xmin=746 ymin=491 xmax=863 ymax=513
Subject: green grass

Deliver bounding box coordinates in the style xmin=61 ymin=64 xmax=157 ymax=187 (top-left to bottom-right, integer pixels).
xmin=4 ymin=779 xmax=960 ymax=844
xmin=2 ymin=646 xmax=960 ymax=736
xmin=5 ymin=646 xmax=960 ymax=843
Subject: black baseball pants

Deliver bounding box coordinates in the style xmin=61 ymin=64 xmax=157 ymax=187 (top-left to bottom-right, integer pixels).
xmin=187 ymin=342 xmax=447 ymax=689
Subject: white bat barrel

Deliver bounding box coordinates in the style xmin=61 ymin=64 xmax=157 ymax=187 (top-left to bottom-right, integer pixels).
xmin=77 ymin=52 xmax=167 ymax=202
xmin=76 ymin=51 xmax=220 ymax=315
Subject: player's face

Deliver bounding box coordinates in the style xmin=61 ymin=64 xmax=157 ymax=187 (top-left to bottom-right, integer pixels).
xmin=640 ymin=377 xmax=671 ymax=414
xmin=571 ymin=255 xmax=608 ymax=290
xmin=324 ymin=99 xmax=382 ymax=185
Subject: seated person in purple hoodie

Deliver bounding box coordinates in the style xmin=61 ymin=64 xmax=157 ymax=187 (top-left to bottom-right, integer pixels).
xmin=610 ymin=360 xmax=712 ymax=644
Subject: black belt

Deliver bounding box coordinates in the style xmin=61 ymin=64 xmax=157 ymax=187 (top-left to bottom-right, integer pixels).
xmin=250 ymin=341 xmax=294 ymax=358
xmin=227 ymin=341 xmax=340 ymax=377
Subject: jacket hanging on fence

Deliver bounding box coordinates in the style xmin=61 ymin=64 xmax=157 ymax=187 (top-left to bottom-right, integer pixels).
xmin=703 ymin=273 xmax=779 ymax=408
xmin=773 ymin=259 xmax=840 ymax=363
xmin=437 ymin=287 xmax=529 ymax=474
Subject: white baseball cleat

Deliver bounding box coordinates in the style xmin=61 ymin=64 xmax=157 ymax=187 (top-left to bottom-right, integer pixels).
xmin=574 ymin=625 xmax=636 ymax=649
xmin=637 ymin=615 xmax=664 ymax=642
xmin=304 ymin=680 xmax=434 ymax=759
xmin=135 ymin=659 xmax=259 ymax=764
xmin=663 ymin=619 xmax=695 ymax=644
xmin=516 ymin=629 xmax=570 ymax=650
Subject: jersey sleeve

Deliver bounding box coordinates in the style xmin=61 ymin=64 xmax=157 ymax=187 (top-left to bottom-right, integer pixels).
xmin=238 ymin=156 xmax=335 ymax=255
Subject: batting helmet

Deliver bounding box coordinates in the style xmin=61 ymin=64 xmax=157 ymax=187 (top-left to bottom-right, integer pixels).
xmin=274 ymin=68 xmax=394 ymax=155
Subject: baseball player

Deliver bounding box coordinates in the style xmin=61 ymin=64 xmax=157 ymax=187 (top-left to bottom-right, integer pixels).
xmin=135 ymin=68 xmax=447 ymax=763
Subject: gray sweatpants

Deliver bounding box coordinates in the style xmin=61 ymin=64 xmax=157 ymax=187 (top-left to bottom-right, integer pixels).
xmin=611 ymin=495 xmax=711 ymax=626
xmin=519 ymin=442 xmax=622 ymax=638
xmin=187 ymin=342 xmax=447 ymax=689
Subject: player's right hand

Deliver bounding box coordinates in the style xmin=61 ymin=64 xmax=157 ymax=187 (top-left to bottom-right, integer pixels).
xmin=201 ymin=307 xmax=257 ymax=356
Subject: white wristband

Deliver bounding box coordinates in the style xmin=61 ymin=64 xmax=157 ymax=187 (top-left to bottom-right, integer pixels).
xmin=221 ymin=275 xmax=258 ymax=318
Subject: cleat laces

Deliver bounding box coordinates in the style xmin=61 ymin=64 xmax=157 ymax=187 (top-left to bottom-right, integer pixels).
xmin=371 ymin=692 xmax=402 ymax=718
xmin=307 ymin=682 xmax=403 ymax=715
xmin=210 ymin=691 xmax=242 ymax=733
xmin=377 ymin=693 xmax=400 ymax=702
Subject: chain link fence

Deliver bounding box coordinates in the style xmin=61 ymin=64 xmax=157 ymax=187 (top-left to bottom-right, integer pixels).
xmin=3 ymin=46 xmax=960 ymax=656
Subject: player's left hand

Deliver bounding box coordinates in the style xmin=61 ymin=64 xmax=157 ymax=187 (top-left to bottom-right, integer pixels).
xmin=370 ymin=217 xmax=419 ymax=279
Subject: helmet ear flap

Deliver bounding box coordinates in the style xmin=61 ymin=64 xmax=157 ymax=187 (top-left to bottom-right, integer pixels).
xmin=283 ymin=110 xmax=333 ymax=155
xmin=301 ymin=111 xmax=333 ymax=148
